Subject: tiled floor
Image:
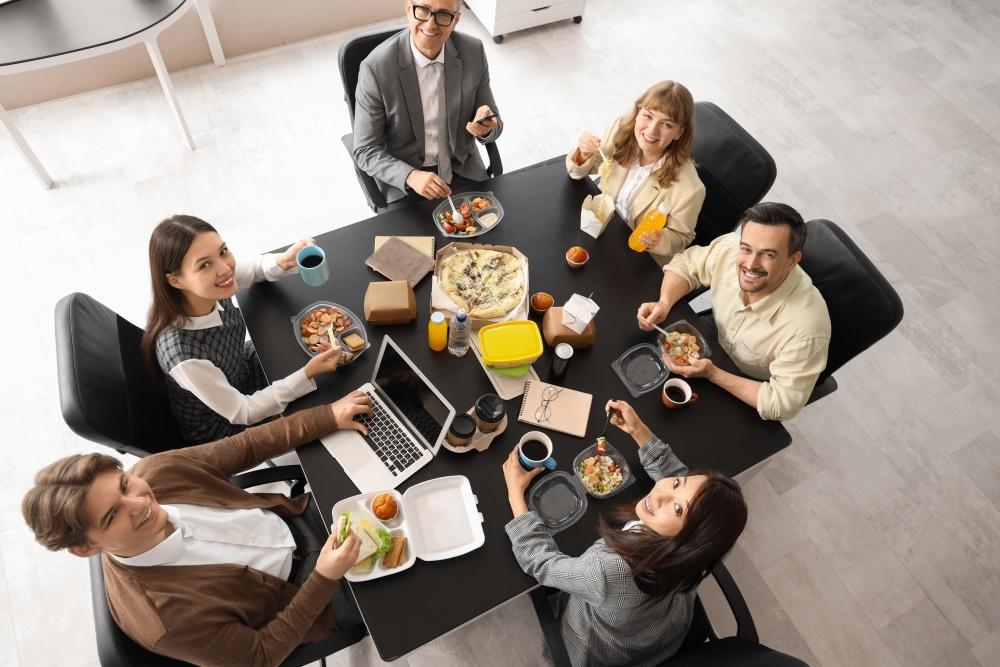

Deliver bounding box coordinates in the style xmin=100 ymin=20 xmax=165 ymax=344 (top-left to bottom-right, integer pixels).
xmin=2 ymin=0 xmax=999 ymax=664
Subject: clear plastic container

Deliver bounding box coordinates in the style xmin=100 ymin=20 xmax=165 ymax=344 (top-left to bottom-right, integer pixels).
xmin=612 ymin=343 xmax=669 ymax=397
xmin=431 ymin=191 xmax=505 ymax=238
xmin=291 ymin=301 xmax=369 ymax=362
xmin=573 ymin=440 xmax=635 ymax=499
xmin=527 ymin=471 xmax=588 ymax=533
xmin=656 ymin=319 xmax=713 ymax=364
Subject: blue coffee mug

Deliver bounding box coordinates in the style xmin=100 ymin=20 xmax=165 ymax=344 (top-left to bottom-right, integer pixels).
xmin=517 ymin=431 xmax=557 ymax=471
xmin=296 ymin=245 xmax=329 ymax=287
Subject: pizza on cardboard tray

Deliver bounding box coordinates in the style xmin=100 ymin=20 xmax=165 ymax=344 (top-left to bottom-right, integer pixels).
xmin=439 ymin=248 xmax=524 ymax=319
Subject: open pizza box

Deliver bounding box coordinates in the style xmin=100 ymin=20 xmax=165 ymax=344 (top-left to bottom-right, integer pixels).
xmin=431 ymin=241 xmax=530 ymax=330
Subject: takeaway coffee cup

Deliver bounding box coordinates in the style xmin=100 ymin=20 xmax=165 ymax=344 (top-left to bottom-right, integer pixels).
xmin=296 ymin=245 xmax=329 ymax=287
xmin=517 ymin=431 xmax=557 ymax=471
xmin=661 ymin=378 xmax=698 ymax=409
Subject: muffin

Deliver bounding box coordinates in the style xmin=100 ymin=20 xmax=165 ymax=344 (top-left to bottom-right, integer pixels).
xmin=371 ymin=493 xmax=398 ymax=521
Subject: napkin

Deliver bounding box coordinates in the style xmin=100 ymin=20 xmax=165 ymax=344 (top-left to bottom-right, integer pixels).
xmin=562 ymin=293 xmax=600 ymax=335
xmin=365 ymin=236 xmax=435 ymax=287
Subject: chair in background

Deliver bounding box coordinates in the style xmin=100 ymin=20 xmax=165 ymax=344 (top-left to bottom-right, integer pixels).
xmin=529 ymin=561 xmax=809 ymax=666
xmin=799 ymin=219 xmax=904 ymax=403
xmin=691 ymin=102 xmax=777 ymax=247
xmin=337 ymin=27 xmax=503 ymax=213
xmin=88 ymin=464 xmax=367 ymax=667
xmin=55 ymin=292 xmax=182 ymax=458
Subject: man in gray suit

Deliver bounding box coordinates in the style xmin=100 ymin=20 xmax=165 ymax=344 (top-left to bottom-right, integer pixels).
xmin=352 ymin=0 xmax=503 ymax=203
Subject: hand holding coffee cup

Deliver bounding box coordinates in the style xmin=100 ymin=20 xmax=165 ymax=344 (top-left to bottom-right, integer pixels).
xmin=502 ymin=445 xmax=545 ymax=497
xmin=296 ymin=244 xmax=329 ymax=287
xmin=662 ymin=378 xmax=698 ymax=409
xmin=516 ymin=431 xmax=557 ymax=471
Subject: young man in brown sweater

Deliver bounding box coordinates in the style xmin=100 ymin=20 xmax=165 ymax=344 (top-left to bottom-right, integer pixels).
xmin=23 ymin=391 xmax=372 ymax=667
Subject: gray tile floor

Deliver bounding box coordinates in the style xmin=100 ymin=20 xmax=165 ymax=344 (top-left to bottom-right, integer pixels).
xmin=1 ymin=0 xmax=999 ymax=664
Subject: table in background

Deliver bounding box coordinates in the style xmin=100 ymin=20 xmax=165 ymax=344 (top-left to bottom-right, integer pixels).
xmin=0 ymin=0 xmax=225 ymax=188
xmin=239 ymin=156 xmax=791 ymax=661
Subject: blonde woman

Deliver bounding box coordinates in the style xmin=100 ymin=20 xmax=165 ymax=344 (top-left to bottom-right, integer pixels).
xmin=568 ymin=81 xmax=706 ymax=265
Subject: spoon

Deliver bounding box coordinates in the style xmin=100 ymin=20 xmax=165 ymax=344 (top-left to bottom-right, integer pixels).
xmin=447 ymin=194 xmax=462 ymax=224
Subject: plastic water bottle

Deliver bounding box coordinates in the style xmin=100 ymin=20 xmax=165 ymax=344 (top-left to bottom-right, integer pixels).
xmin=448 ymin=309 xmax=471 ymax=357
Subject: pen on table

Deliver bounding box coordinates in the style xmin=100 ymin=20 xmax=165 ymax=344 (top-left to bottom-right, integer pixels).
xmin=476 ymin=112 xmax=499 ymax=125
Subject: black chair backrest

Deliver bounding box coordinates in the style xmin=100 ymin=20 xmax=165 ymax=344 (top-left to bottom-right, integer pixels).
xmin=799 ymin=220 xmax=904 ymax=382
xmin=338 ymin=27 xmax=405 ymax=122
xmin=691 ymin=102 xmax=777 ymax=247
xmin=55 ymin=292 xmax=181 ymax=458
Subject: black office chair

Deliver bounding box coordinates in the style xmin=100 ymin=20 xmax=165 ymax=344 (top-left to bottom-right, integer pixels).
xmin=337 ymin=27 xmax=503 ymax=213
xmin=55 ymin=292 xmax=182 ymax=458
xmin=691 ymin=102 xmax=777 ymax=247
xmin=88 ymin=464 xmax=367 ymax=667
xmin=529 ymin=561 xmax=809 ymax=666
xmin=799 ymin=219 xmax=904 ymax=403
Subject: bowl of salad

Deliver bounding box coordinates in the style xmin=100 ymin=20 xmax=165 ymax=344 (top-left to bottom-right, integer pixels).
xmin=573 ymin=437 xmax=633 ymax=499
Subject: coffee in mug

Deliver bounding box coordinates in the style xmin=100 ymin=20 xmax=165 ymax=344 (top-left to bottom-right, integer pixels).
xmin=661 ymin=378 xmax=698 ymax=409
xmin=520 ymin=439 xmax=548 ymax=461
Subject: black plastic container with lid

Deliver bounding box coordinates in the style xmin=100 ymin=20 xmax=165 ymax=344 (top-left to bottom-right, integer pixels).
xmin=474 ymin=393 xmax=505 ymax=433
xmin=446 ymin=414 xmax=477 ymax=447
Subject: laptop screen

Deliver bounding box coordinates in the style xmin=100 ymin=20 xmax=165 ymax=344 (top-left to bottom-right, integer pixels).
xmin=373 ymin=339 xmax=451 ymax=451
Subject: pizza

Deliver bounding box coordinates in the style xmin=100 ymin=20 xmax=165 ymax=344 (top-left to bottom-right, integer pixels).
xmin=439 ymin=249 xmax=525 ymax=319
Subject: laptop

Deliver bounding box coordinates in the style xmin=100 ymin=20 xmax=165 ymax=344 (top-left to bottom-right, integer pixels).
xmin=320 ymin=336 xmax=456 ymax=493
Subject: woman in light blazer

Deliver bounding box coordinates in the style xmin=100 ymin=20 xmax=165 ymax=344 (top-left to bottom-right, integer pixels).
xmin=567 ymin=81 xmax=706 ymax=265
xmin=503 ymin=400 xmax=747 ymax=666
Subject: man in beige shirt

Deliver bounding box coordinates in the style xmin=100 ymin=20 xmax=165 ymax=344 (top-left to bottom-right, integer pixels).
xmin=638 ymin=202 xmax=831 ymax=421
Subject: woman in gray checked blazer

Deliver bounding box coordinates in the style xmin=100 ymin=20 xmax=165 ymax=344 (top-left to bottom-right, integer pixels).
xmin=503 ymin=399 xmax=747 ymax=666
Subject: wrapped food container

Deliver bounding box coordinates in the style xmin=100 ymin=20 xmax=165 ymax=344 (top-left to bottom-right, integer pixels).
xmin=478 ymin=320 xmax=543 ymax=369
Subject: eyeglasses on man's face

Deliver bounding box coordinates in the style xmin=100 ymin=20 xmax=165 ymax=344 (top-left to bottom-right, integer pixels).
xmin=411 ymin=3 xmax=458 ymax=27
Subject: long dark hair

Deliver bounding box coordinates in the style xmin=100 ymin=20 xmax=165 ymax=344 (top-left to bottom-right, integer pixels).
xmin=599 ymin=469 xmax=747 ymax=598
xmin=141 ymin=215 xmax=217 ymax=379
xmin=610 ymin=80 xmax=695 ymax=188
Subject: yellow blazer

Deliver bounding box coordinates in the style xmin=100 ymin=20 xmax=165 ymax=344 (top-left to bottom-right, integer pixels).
xmin=566 ymin=118 xmax=706 ymax=265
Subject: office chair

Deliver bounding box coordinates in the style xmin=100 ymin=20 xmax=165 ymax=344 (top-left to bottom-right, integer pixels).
xmin=799 ymin=219 xmax=904 ymax=403
xmin=337 ymin=27 xmax=503 ymax=213
xmin=529 ymin=561 xmax=809 ymax=666
xmin=88 ymin=464 xmax=367 ymax=667
xmin=691 ymin=102 xmax=777 ymax=247
xmin=55 ymin=292 xmax=182 ymax=458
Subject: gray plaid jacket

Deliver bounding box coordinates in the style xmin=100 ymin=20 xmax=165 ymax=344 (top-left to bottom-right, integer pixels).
xmin=506 ymin=437 xmax=695 ymax=666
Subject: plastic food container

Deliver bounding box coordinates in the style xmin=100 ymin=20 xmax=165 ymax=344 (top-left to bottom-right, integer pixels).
xmin=573 ymin=440 xmax=635 ymax=499
xmin=656 ymin=319 xmax=713 ymax=364
xmin=291 ymin=301 xmax=369 ymax=361
xmin=527 ymin=471 xmax=588 ymax=533
xmin=478 ymin=320 xmax=543 ymax=368
xmin=611 ymin=343 xmax=669 ymax=397
xmin=431 ymin=191 xmax=505 ymax=238
xmin=331 ymin=476 xmax=485 ymax=582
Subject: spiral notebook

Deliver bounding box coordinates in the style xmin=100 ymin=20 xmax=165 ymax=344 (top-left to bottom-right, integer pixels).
xmin=518 ymin=380 xmax=592 ymax=437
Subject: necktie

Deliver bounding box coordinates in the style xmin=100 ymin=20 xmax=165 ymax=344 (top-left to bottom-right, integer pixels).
xmin=436 ymin=63 xmax=452 ymax=184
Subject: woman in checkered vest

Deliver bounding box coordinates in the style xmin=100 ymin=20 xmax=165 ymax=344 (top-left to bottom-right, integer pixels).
xmin=141 ymin=215 xmax=345 ymax=443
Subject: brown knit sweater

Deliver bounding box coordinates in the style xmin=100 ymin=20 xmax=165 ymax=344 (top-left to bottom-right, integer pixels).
xmin=101 ymin=405 xmax=344 ymax=667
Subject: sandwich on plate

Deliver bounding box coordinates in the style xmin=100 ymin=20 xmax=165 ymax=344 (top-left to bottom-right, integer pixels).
xmin=335 ymin=511 xmax=393 ymax=574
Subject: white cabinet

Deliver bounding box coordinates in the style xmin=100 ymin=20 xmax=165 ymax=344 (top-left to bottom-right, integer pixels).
xmin=463 ymin=0 xmax=586 ymax=43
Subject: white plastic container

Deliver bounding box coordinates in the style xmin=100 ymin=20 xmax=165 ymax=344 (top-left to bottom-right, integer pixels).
xmin=330 ymin=475 xmax=485 ymax=582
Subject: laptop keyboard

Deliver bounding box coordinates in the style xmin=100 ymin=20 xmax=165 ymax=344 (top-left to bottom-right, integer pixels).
xmin=355 ymin=390 xmax=424 ymax=476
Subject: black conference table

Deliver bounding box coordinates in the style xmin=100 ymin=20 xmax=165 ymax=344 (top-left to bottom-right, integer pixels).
xmin=239 ymin=156 xmax=790 ymax=661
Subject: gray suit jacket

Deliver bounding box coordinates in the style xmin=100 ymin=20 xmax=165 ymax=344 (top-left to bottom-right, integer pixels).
xmin=506 ymin=437 xmax=696 ymax=666
xmin=352 ymin=30 xmax=503 ymax=202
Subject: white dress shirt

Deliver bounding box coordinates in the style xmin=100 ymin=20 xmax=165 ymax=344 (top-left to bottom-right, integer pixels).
xmin=111 ymin=504 xmax=297 ymax=580
xmin=615 ymin=156 xmax=664 ymax=221
xmin=168 ymin=252 xmax=317 ymax=426
xmin=411 ymin=40 xmax=445 ymax=167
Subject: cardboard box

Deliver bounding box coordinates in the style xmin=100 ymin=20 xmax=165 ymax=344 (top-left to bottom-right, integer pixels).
xmin=364 ymin=281 xmax=417 ymax=324
xmin=542 ymin=307 xmax=596 ymax=348
xmin=431 ymin=242 xmax=529 ymax=330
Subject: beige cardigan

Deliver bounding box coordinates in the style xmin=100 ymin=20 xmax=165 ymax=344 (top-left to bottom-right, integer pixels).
xmin=566 ymin=118 xmax=706 ymax=265
xmin=101 ymin=405 xmax=344 ymax=667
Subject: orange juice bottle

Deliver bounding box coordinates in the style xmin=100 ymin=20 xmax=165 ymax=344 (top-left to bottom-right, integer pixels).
xmin=628 ymin=203 xmax=669 ymax=252
xmin=428 ymin=311 xmax=448 ymax=351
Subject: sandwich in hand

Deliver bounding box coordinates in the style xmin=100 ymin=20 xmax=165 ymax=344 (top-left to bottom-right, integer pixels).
xmin=334 ymin=511 xmax=393 ymax=574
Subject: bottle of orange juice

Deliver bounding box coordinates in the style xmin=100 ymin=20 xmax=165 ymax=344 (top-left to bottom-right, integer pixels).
xmin=628 ymin=203 xmax=670 ymax=252
xmin=428 ymin=312 xmax=448 ymax=352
